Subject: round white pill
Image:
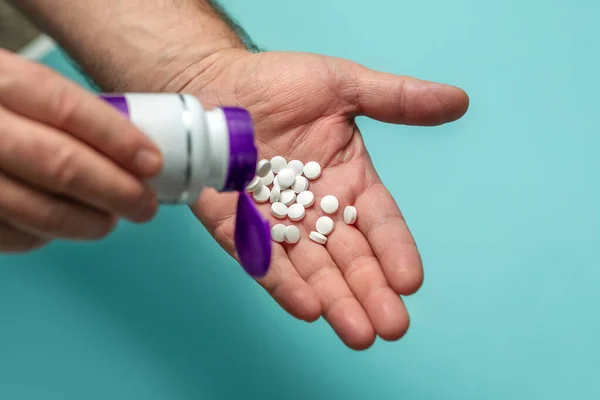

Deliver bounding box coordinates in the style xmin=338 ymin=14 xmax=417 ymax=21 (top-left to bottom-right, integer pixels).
xmin=287 ymin=160 xmax=305 ymax=176
xmin=256 ymin=159 xmax=271 ymax=178
xmin=252 ymin=185 xmax=270 ymax=203
xmin=284 ymin=225 xmax=301 ymax=244
xmin=260 ymin=170 xmax=275 ymax=186
xmin=303 ymin=161 xmax=322 ymax=180
xmin=269 ymin=185 xmax=281 ymax=203
xmin=296 ymin=191 xmax=315 ymax=207
xmin=291 ymin=176 xmax=309 ymax=193
xmin=271 ymin=224 xmax=286 ymax=243
xmin=320 ymin=195 xmax=339 ymax=214
xmin=246 ymin=176 xmax=261 ymax=193
xmin=316 ymin=216 xmax=335 ymax=235
xmin=270 ymin=202 xmax=288 ymax=219
xmin=288 ymin=204 xmax=306 ymax=221
xmin=343 ymin=206 xmax=357 ymax=225
xmin=309 ymin=231 xmax=327 ymax=245
xmin=276 ymin=168 xmax=295 ymax=188
xmin=270 ymin=156 xmax=287 ymax=173
xmin=280 ymin=189 xmax=296 ymax=206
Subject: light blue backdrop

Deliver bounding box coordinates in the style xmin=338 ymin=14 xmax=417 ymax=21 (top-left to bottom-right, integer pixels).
xmin=1 ymin=0 xmax=598 ymax=398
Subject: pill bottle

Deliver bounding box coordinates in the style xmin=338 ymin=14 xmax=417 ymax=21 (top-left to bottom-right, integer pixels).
xmin=100 ymin=93 xmax=256 ymax=204
xmin=100 ymin=93 xmax=271 ymax=278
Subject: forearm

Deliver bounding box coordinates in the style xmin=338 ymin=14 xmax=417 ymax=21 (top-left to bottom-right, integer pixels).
xmin=11 ymin=0 xmax=254 ymax=92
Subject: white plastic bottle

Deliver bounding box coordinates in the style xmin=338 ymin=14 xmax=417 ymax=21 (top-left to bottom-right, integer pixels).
xmin=100 ymin=93 xmax=258 ymax=204
xmin=100 ymin=93 xmax=272 ymax=278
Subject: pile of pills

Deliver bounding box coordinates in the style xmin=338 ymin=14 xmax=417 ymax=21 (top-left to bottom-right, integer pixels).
xmin=246 ymin=156 xmax=357 ymax=246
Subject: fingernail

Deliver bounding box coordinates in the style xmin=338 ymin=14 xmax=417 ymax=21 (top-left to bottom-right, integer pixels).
xmin=132 ymin=195 xmax=158 ymax=223
xmin=134 ymin=149 xmax=162 ymax=176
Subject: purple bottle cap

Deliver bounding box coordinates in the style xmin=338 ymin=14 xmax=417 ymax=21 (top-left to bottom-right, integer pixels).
xmin=222 ymin=107 xmax=272 ymax=277
xmin=235 ymin=192 xmax=272 ymax=277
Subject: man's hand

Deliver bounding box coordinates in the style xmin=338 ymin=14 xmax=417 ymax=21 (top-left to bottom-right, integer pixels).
xmin=0 ymin=50 xmax=162 ymax=252
xmin=186 ymin=49 xmax=469 ymax=349
xmin=13 ymin=0 xmax=468 ymax=349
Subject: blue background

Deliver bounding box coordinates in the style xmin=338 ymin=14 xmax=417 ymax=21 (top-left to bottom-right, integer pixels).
xmin=1 ymin=0 xmax=599 ymax=398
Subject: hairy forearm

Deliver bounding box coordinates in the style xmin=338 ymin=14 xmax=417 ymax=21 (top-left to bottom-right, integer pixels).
xmin=11 ymin=0 xmax=255 ymax=92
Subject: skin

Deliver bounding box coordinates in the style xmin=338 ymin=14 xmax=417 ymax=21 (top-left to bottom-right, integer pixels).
xmin=0 ymin=49 xmax=162 ymax=252
xmin=11 ymin=0 xmax=469 ymax=349
xmin=186 ymin=49 xmax=469 ymax=349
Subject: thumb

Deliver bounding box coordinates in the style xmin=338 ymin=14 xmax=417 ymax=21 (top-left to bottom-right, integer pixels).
xmin=338 ymin=60 xmax=469 ymax=126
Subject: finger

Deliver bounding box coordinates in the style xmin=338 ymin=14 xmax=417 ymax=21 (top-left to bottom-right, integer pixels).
xmin=0 ymin=50 xmax=162 ymax=178
xmin=0 ymin=220 xmax=49 ymax=253
xmin=287 ymin=236 xmax=376 ymax=350
xmin=0 ymin=172 xmax=116 ymax=239
xmin=196 ymin=202 xmax=323 ymax=323
xmin=0 ymin=106 xmax=157 ymax=222
xmin=327 ymin=222 xmax=410 ymax=341
xmin=257 ymin=244 xmax=322 ymax=323
xmin=337 ymin=60 xmax=469 ymax=126
xmin=355 ymin=183 xmax=424 ymax=295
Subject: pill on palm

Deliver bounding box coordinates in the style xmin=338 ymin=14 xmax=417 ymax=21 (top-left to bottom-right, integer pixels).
xmin=280 ymin=189 xmax=296 ymax=206
xmin=291 ymin=176 xmax=309 ymax=193
xmin=269 ymin=185 xmax=281 ymax=203
xmin=270 ymin=202 xmax=288 ymax=219
xmin=320 ymin=195 xmax=339 ymax=214
xmin=270 ymin=156 xmax=287 ymax=173
xmin=246 ymin=176 xmax=261 ymax=193
xmin=284 ymin=226 xmax=301 ymax=244
xmin=260 ymin=170 xmax=274 ymax=186
xmin=303 ymin=161 xmax=322 ymax=180
xmin=271 ymin=224 xmax=286 ymax=243
xmin=252 ymin=185 xmax=270 ymax=203
xmin=288 ymin=203 xmax=306 ymax=221
xmin=287 ymin=160 xmax=305 ymax=176
xmin=316 ymin=216 xmax=335 ymax=235
xmin=343 ymin=206 xmax=357 ymax=224
xmin=309 ymin=231 xmax=327 ymax=245
xmin=296 ymin=191 xmax=315 ymax=207
xmin=256 ymin=159 xmax=271 ymax=178
xmin=276 ymin=168 xmax=295 ymax=188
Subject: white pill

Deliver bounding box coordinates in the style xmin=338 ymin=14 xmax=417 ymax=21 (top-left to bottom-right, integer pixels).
xmin=280 ymin=189 xmax=296 ymax=206
xmin=291 ymin=176 xmax=309 ymax=193
xmin=320 ymin=195 xmax=339 ymax=214
xmin=288 ymin=204 xmax=306 ymax=221
xmin=256 ymin=159 xmax=271 ymax=178
xmin=316 ymin=216 xmax=335 ymax=235
xmin=270 ymin=202 xmax=288 ymax=219
xmin=284 ymin=225 xmax=301 ymax=244
xmin=309 ymin=231 xmax=327 ymax=245
xmin=260 ymin=170 xmax=274 ymax=186
xmin=252 ymin=185 xmax=270 ymax=203
xmin=303 ymin=161 xmax=322 ymax=180
xmin=287 ymin=160 xmax=305 ymax=176
xmin=343 ymin=206 xmax=357 ymax=225
xmin=270 ymin=224 xmax=286 ymax=243
xmin=246 ymin=176 xmax=261 ymax=193
xmin=269 ymin=185 xmax=281 ymax=203
xmin=270 ymin=156 xmax=287 ymax=173
xmin=296 ymin=191 xmax=315 ymax=207
xmin=276 ymin=168 xmax=296 ymax=188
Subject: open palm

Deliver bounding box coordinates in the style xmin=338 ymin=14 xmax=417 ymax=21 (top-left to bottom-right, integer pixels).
xmin=186 ymin=50 xmax=469 ymax=349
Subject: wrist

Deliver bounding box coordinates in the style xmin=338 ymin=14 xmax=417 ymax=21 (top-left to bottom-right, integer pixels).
xmin=14 ymin=0 xmax=252 ymax=94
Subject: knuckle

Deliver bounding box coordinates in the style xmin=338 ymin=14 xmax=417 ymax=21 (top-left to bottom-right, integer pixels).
xmin=50 ymin=145 xmax=81 ymax=193
xmin=45 ymin=77 xmax=83 ymax=128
